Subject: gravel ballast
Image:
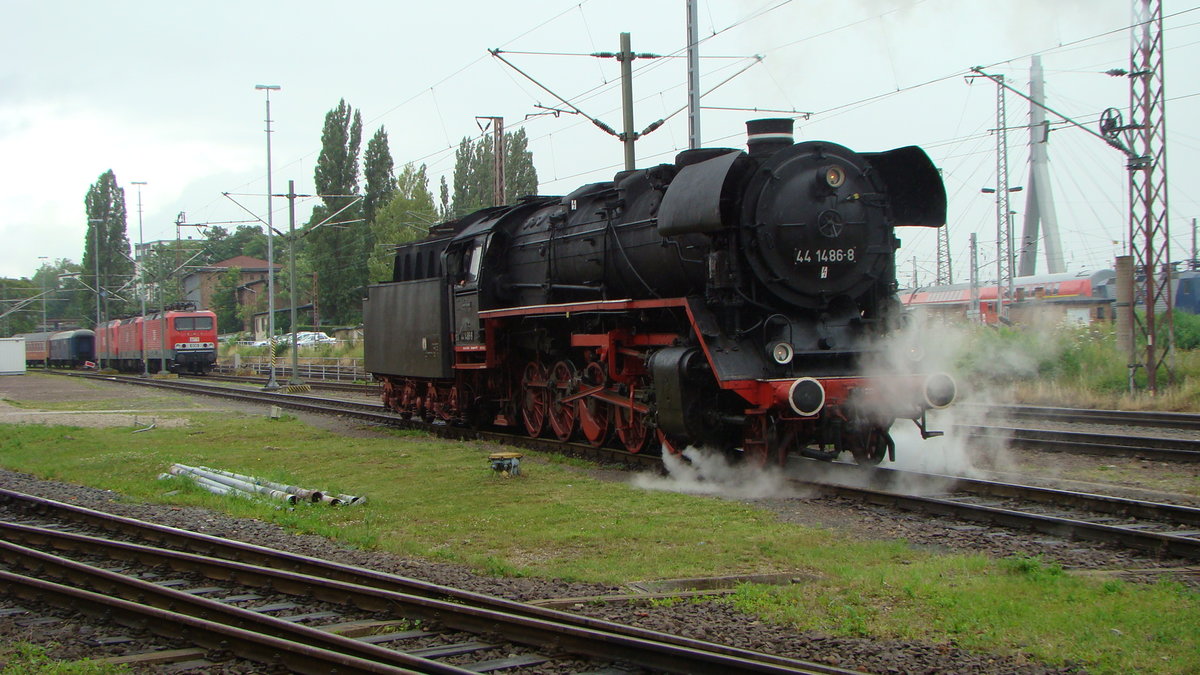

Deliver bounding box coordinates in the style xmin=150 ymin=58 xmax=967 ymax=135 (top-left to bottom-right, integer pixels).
xmin=4 ymin=373 xmax=1176 ymax=673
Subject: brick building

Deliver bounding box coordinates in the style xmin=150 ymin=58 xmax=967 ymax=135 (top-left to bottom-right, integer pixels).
xmin=181 ymin=256 xmax=283 ymax=332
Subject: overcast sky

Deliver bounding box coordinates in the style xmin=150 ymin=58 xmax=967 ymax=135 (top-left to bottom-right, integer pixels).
xmin=3 ymin=0 xmax=1198 ymax=288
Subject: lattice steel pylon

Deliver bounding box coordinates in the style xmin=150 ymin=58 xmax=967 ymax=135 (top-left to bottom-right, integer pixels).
xmin=1107 ymin=0 xmax=1173 ymax=392
xmin=991 ymin=75 xmax=1014 ymax=318
xmin=935 ymin=223 xmax=952 ymax=285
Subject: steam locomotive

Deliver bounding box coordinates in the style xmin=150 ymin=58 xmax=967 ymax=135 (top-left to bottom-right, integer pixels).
xmin=365 ymin=119 xmax=955 ymax=465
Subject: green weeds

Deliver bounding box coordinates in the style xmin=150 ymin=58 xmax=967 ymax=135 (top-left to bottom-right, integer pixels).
xmin=0 ymin=643 xmax=125 ymax=674
xmin=1 ymin=393 xmax=1199 ymax=673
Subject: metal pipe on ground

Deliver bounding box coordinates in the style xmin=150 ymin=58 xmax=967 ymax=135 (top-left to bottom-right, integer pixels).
xmin=191 ymin=475 xmax=255 ymax=499
xmin=162 ymin=471 xmax=250 ymax=500
xmin=196 ymin=466 xmax=323 ymax=502
xmin=169 ymin=465 xmax=298 ymax=504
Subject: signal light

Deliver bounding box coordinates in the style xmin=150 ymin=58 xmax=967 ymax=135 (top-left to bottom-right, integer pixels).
xmin=771 ymin=341 xmax=794 ymax=364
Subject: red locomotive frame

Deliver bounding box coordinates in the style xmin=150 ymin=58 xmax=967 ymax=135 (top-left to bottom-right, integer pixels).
xmin=378 ymin=296 xmax=952 ymax=465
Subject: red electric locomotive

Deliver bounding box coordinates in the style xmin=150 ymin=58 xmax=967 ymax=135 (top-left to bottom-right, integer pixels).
xmin=96 ymin=304 xmax=217 ymax=374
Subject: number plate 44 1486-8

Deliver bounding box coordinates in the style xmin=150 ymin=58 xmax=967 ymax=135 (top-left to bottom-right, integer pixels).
xmin=795 ymin=248 xmax=856 ymax=263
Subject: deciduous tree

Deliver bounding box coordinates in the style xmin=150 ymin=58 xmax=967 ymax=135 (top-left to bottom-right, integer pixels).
xmin=81 ymin=170 xmax=134 ymax=325
xmin=309 ymin=99 xmax=366 ymax=326
xmin=363 ymin=126 xmax=395 ymax=229
xmin=203 ymin=225 xmax=267 ymax=263
xmin=369 ymin=163 xmax=438 ymax=282
xmin=449 ymin=127 xmax=537 ymax=217
xmin=210 ymin=266 xmax=243 ymax=333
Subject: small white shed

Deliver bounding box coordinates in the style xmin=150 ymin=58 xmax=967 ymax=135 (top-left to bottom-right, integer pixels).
xmin=0 ymin=337 xmax=25 ymax=375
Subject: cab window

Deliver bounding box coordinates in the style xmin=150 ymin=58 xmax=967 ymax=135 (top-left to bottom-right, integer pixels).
xmin=463 ymin=240 xmax=485 ymax=285
xmin=174 ymin=316 xmax=213 ymax=331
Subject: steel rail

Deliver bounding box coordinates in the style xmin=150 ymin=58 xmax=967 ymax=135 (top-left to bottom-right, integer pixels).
xmin=0 ymin=537 xmax=474 ymax=673
xmin=0 ymin=569 xmax=425 ymax=675
xmin=959 ymin=403 xmax=1200 ymax=431
xmin=960 ymin=425 xmax=1200 ymax=462
xmin=0 ymin=489 xmax=856 ymax=675
xmin=48 ymin=372 xmax=1200 ymax=560
xmin=52 ymin=371 xmax=665 ymax=470
xmin=202 ymin=372 xmax=379 ymax=395
xmin=796 ymin=464 xmax=1200 ymax=559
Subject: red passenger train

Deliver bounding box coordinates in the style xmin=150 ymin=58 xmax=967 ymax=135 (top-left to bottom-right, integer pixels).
xmin=95 ymin=304 xmax=218 ymax=374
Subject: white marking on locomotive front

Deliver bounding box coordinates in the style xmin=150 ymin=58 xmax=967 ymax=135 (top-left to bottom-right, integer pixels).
xmin=820 ymin=266 xmax=828 ymax=279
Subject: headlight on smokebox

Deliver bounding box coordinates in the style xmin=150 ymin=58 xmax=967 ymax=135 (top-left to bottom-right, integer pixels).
xmin=770 ymin=341 xmax=794 ymax=365
xmin=823 ymin=164 xmax=846 ymax=188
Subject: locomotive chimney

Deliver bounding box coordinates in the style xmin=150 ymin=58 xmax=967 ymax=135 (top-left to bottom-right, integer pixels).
xmin=746 ymin=118 xmax=794 ymax=158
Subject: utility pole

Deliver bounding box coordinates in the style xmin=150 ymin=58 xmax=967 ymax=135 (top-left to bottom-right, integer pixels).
xmin=255 ymin=83 xmax=281 ymax=392
xmin=88 ymin=217 xmax=104 ymax=368
xmin=131 ymin=181 xmax=149 ymax=377
xmin=171 ymin=211 xmax=202 ymax=305
xmin=493 ymin=117 xmax=505 ymax=205
xmin=968 ymin=1 xmax=1172 ymax=391
xmin=1192 ymin=217 xmax=1197 ymax=270
xmin=476 ymin=116 xmax=506 ymax=206
xmin=286 ymin=179 xmax=306 ymax=390
xmin=935 ymin=224 xmax=952 ymax=285
xmin=619 ymin=32 xmax=637 ymax=170
xmin=993 ymin=75 xmax=1014 ymax=319
xmin=969 ymin=70 xmax=1020 ymax=320
xmin=489 ymin=36 xmax=666 ymax=170
xmin=37 ymin=256 xmax=48 ymax=367
xmin=686 ymin=0 xmax=701 ymax=149
xmin=1130 ymin=0 xmax=1172 ymax=392
xmin=969 ymin=233 xmax=981 ymax=322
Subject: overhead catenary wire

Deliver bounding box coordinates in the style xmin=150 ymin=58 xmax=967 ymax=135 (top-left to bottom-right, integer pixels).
xmin=180 ymin=0 xmax=1200 ymax=266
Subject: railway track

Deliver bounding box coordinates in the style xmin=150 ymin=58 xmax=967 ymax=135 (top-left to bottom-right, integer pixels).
xmin=201 ymin=371 xmax=380 ymax=396
xmin=962 ymin=402 xmax=1200 ymax=432
xmin=55 ymin=371 xmax=666 ymax=470
xmin=41 ymin=372 xmax=1200 ymax=562
xmin=796 ymin=462 xmax=1200 ymax=560
xmin=97 ymin=371 xmax=1200 ymax=467
xmin=0 ymin=488 xmax=853 ymax=675
xmin=207 ymin=366 xmax=1200 ymax=434
xmin=958 ymin=425 xmax=1200 ymax=462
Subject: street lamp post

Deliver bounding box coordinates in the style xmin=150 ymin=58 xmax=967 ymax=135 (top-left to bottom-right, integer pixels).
xmin=255 ymin=83 xmax=281 ymax=391
xmin=37 ymin=255 xmax=48 ymax=369
xmin=981 ymin=185 xmax=1023 ymax=320
xmin=131 ymin=181 xmax=149 ymax=377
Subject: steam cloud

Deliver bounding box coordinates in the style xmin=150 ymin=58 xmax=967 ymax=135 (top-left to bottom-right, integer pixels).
xmin=632 ymin=446 xmax=807 ymax=499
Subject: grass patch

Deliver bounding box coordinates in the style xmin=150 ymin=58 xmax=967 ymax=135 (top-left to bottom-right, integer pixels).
xmin=1072 ymin=461 xmax=1200 ymax=498
xmin=0 ymin=643 xmax=126 ymax=674
xmin=731 ymin=554 xmax=1199 ymax=673
xmin=1 ymin=410 xmax=1198 ymax=673
xmin=949 ymin=318 xmax=1200 ymax=410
